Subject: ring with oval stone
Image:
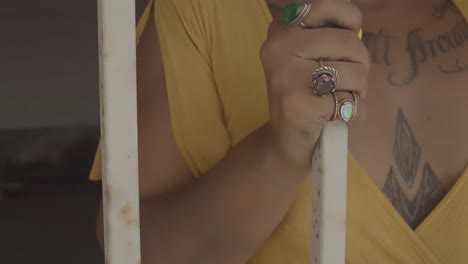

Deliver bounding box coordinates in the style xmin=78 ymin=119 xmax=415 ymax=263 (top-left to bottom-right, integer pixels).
xmin=312 ymin=59 xmax=340 ymax=97
xmin=280 ymin=1 xmax=312 ymax=27
xmin=337 ymin=92 xmax=358 ymax=123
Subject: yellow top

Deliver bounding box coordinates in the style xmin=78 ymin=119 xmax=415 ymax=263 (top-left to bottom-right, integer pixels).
xmin=90 ymin=0 xmax=468 ymax=263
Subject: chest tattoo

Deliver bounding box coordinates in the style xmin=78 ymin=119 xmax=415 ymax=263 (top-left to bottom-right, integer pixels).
xmin=382 ymin=109 xmax=446 ymax=229
xmin=362 ymin=7 xmax=468 ymax=86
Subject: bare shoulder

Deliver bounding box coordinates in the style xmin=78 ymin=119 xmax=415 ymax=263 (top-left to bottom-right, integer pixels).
xmin=136 ymin=7 xmax=194 ymax=200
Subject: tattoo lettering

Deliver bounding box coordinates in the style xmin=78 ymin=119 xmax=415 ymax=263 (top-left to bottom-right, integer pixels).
xmin=362 ymin=30 xmax=394 ymax=65
xmin=389 ymin=20 xmax=468 ymax=86
xmin=387 ymin=28 xmax=426 ymax=86
xmin=433 ymin=0 xmax=460 ymax=19
xmin=382 ymin=109 xmax=446 ymax=229
xmin=363 ymin=18 xmax=468 ymax=86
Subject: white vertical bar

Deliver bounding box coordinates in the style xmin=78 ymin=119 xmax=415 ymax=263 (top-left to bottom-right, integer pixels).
xmin=97 ymin=0 xmax=141 ymax=264
xmin=312 ymin=122 xmax=348 ymax=264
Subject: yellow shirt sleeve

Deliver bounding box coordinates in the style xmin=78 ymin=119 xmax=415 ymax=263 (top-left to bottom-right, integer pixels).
xmin=90 ymin=0 xmax=231 ymax=180
xmin=154 ymin=0 xmax=232 ymax=177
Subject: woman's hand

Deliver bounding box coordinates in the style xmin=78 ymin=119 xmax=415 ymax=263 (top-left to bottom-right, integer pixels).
xmin=261 ymin=0 xmax=370 ymax=165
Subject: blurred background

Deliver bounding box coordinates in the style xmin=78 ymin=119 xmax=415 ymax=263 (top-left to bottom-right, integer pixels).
xmin=0 ymin=0 xmax=148 ymax=263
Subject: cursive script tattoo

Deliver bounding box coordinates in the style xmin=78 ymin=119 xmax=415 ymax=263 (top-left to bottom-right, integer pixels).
xmin=382 ymin=109 xmax=446 ymax=229
xmin=362 ymin=30 xmax=395 ymax=66
xmin=433 ymin=0 xmax=460 ymax=19
xmin=363 ymin=20 xmax=468 ymax=86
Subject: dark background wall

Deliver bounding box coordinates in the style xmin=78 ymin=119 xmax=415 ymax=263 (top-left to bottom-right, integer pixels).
xmin=1 ymin=0 xmax=100 ymax=129
xmin=0 ymin=0 xmax=148 ymax=129
xmin=0 ymin=0 xmax=148 ymax=263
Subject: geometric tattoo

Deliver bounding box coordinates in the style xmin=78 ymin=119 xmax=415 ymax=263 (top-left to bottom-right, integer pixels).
xmin=393 ymin=110 xmax=421 ymax=188
xmin=382 ymin=109 xmax=446 ymax=229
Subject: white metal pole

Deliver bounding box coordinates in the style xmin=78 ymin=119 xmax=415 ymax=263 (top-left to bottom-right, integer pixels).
xmin=97 ymin=1 xmax=142 ymax=264
xmin=311 ymin=122 xmax=348 ymax=264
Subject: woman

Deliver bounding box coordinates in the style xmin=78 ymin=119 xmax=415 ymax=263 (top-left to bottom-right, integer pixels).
xmin=91 ymin=0 xmax=468 ymax=263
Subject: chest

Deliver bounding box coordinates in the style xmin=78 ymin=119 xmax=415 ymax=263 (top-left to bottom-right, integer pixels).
xmin=211 ymin=1 xmax=468 ymax=232
xmin=348 ymin=5 xmax=468 ymax=229
xmin=349 ymin=8 xmax=468 ymax=191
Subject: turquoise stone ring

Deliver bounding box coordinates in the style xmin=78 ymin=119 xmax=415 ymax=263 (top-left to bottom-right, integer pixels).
xmin=281 ymin=1 xmax=311 ymax=27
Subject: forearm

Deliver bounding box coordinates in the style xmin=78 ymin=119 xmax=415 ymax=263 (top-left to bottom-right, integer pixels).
xmin=140 ymin=123 xmax=313 ymax=264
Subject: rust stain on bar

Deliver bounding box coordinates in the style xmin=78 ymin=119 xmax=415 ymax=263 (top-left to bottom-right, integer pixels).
xmin=120 ymin=204 xmax=139 ymax=227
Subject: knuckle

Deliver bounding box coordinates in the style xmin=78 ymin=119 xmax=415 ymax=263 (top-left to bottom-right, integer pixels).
xmin=260 ymin=40 xmax=282 ymax=61
xmin=266 ymin=18 xmax=283 ymax=37
xmin=260 ymin=42 xmax=273 ymax=61
xmin=349 ymin=4 xmax=363 ymax=29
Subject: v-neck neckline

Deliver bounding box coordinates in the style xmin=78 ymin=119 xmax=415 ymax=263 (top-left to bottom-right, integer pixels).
xmin=349 ymin=153 xmax=468 ymax=234
xmin=254 ymin=0 xmax=468 ymax=262
xmin=348 ymin=153 xmax=468 ymax=262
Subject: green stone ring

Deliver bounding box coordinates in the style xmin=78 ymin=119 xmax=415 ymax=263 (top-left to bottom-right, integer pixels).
xmin=338 ymin=92 xmax=358 ymax=123
xmin=281 ymin=1 xmax=312 ymax=27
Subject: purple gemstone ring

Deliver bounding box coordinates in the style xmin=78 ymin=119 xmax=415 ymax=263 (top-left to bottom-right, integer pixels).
xmin=311 ymin=60 xmax=340 ymax=97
